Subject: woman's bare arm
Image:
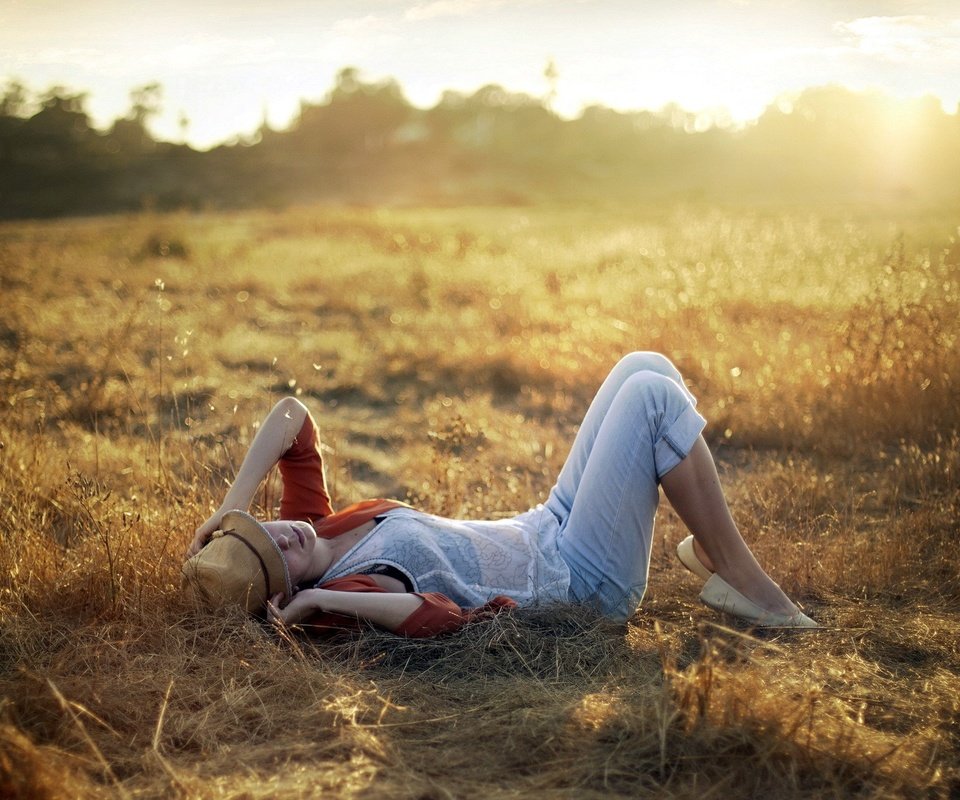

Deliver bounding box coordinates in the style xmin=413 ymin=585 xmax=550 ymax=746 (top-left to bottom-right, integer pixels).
xmin=267 ymin=589 xmax=425 ymax=632
xmin=186 ymin=397 xmax=309 ymax=556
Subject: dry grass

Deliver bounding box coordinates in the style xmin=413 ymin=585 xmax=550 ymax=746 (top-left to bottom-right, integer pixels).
xmin=1 ymin=203 xmax=958 ymax=798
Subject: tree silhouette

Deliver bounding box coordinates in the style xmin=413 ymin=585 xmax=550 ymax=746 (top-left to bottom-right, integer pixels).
xmin=0 ymin=74 xmax=958 ymax=219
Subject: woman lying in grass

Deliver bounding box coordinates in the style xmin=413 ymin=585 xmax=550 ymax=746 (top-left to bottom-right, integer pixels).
xmin=183 ymin=352 xmax=816 ymax=636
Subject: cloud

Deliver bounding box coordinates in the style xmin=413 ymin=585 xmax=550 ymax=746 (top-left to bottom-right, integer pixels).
xmin=404 ymin=0 xmax=511 ymax=21
xmin=834 ymin=15 xmax=960 ymax=63
xmin=7 ymin=31 xmax=283 ymax=76
xmin=162 ymin=35 xmax=280 ymax=70
xmin=12 ymin=47 xmax=106 ymax=67
xmin=332 ymin=14 xmax=388 ymax=34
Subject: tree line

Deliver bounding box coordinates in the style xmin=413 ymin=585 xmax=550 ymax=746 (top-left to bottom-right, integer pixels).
xmin=1 ymin=67 xmax=959 ymax=219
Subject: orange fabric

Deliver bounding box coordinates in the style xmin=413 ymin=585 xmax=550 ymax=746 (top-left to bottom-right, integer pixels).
xmin=394 ymin=592 xmax=471 ymax=637
xmin=280 ymin=416 xmax=410 ymax=532
xmin=278 ymin=413 xmax=513 ymax=637
xmin=278 ymin=415 xmax=334 ymax=522
xmin=312 ymin=499 xmax=412 ymax=538
xmin=399 ymin=594 xmax=518 ymax=637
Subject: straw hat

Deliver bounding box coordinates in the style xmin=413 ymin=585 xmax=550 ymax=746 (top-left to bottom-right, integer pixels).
xmin=181 ymin=510 xmax=293 ymax=613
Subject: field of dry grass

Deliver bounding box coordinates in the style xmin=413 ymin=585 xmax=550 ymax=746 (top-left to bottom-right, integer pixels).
xmin=1 ymin=203 xmax=958 ymax=798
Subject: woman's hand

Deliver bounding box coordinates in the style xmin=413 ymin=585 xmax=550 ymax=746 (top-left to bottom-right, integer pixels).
xmin=185 ymin=510 xmax=225 ymax=558
xmin=267 ymin=590 xmax=322 ymax=627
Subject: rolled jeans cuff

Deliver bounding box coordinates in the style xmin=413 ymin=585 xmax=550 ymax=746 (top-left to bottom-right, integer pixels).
xmin=655 ymin=403 xmax=707 ymax=479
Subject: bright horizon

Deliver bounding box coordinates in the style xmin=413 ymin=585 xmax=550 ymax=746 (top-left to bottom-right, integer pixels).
xmin=2 ymin=0 xmax=959 ymax=150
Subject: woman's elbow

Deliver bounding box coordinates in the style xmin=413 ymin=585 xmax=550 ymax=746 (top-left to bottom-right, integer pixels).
xmin=273 ymin=395 xmax=308 ymax=418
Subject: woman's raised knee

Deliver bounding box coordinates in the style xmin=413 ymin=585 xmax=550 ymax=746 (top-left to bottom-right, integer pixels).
xmin=619 ymin=370 xmax=689 ymax=411
xmin=615 ymin=351 xmax=682 ymax=382
xmin=272 ymin=395 xmax=308 ymax=417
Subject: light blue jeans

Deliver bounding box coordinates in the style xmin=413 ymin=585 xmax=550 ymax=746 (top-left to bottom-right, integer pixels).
xmin=546 ymin=352 xmax=707 ymax=621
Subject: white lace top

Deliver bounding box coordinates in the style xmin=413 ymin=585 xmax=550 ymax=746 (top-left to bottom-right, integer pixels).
xmin=321 ymin=505 xmax=571 ymax=609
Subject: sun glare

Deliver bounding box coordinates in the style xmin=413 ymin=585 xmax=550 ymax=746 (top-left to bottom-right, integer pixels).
xmin=870 ymin=94 xmax=935 ymax=189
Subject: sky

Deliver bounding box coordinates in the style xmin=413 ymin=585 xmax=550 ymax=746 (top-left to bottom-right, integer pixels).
xmin=1 ymin=0 xmax=959 ymax=149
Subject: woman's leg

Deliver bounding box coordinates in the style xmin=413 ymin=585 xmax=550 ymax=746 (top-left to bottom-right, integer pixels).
xmin=548 ymin=352 xmax=801 ymax=621
xmin=549 ymin=362 xmax=707 ymax=620
xmin=660 ymin=437 xmax=798 ymax=616
xmin=546 ymin=351 xmax=697 ymax=520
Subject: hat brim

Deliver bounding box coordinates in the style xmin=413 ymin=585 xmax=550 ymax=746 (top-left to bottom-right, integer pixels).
xmin=219 ymin=510 xmax=293 ymax=605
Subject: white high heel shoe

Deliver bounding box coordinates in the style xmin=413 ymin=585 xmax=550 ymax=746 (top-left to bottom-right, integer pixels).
xmin=699 ymin=574 xmax=819 ymax=628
